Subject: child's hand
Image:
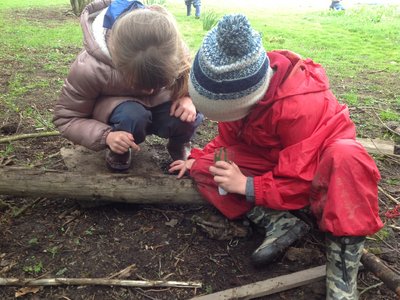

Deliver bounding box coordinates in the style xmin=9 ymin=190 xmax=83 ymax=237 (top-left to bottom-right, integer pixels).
xmin=169 ymin=159 xmax=195 ymax=178
xmin=209 ymin=161 xmax=247 ymax=195
xmin=170 ymin=96 xmax=197 ymax=122
xmin=106 ymin=131 xmax=140 ymax=154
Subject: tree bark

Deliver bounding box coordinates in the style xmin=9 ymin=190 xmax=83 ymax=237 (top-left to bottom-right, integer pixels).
xmin=0 ymin=167 xmax=205 ymax=205
xmin=361 ymin=249 xmax=400 ymax=296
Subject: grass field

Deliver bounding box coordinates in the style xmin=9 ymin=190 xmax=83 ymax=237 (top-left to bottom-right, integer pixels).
xmin=0 ymin=0 xmax=399 ymax=135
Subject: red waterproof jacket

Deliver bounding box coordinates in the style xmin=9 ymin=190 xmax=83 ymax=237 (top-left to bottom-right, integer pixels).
xmin=189 ymin=50 xmax=383 ymax=236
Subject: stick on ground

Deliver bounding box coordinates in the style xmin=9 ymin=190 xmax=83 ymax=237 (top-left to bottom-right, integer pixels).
xmin=0 ymin=277 xmax=202 ymax=289
xmin=190 ymin=265 xmax=326 ymax=300
xmin=0 ymin=131 xmax=59 ymax=144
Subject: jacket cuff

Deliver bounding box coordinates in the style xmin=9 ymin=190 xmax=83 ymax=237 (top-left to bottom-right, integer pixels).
xmin=245 ymin=177 xmax=255 ymax=203
xmin=100 ymin=127 xmax=112 ymax=147
xmin=188 ymin=148 xmax=205 ymax=160
xmin=253 ymin=175 xmax=263 ymax=206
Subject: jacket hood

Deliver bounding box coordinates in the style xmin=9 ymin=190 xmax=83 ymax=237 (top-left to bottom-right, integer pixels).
xmin=80 ymin=0 xmax=113 ymax=66
xmin=257 ymin=50 xmax=330 ymax=109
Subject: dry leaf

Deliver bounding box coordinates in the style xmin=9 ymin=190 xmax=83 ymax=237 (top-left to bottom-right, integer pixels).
xmin=15 ymin=286 xmax=40 ymax=298
xmin=165 ymin=218 xmax=178 ymax=227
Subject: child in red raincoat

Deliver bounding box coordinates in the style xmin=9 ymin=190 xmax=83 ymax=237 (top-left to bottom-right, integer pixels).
xmin=169 ymin=14 xmax=383 ymax=300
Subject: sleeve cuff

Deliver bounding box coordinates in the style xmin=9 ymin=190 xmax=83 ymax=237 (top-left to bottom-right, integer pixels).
xmin=245 ymin=177 xmax=255 ymax=203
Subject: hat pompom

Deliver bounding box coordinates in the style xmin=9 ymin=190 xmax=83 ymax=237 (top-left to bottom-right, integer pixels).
xmin=216 ymin=14 xmax=255 ymax=57
xmin=190 ymin=13 xmax=271 ymax=121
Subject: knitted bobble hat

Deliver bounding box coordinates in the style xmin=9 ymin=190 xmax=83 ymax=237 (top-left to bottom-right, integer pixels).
xmin=189 ymin=14 xmax=272 ymax=122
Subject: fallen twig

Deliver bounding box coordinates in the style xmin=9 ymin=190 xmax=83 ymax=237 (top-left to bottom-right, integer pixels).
xmin=378 ymin=186 xmax=400 ymax=205
xmin=134 ymin=288 xmax=160 ymax=300
xmin=13 ymin=197 xmax=44 ymax=218
xmin=372 ymin=109 xmax=400 ymax=138
xmin=108 ymin=264 xmax=137 ymax=279
xmin=0 ymin=277 xmax=202 ymax=289
xmin=388 ymin=225 xmax=400 ymax=231
xmin=359 ymin=282 xmax=384 ymax=296
xmin=0 ymin=131 xmax=60 ymax=144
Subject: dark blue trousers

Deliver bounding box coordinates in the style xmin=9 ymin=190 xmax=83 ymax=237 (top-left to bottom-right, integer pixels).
xmin=109 ymin=101 xmax=204 ymax=144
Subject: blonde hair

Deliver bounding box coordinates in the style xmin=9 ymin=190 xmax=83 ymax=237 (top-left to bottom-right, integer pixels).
xmin=109 ymin=6 xmax=190 ymax=99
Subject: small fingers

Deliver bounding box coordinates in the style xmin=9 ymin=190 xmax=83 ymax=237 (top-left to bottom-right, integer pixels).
xmin=170 ymin=160 xmax=184 ymax=168
xmin=111 ymin=144 xmax=128 ymax=154
xmin=177 ymin=168 xmax=187 ymax=179
xmin=170 ymin=101 xmax=178 ymax=116
xmin=168 ymin=165 xmax=180 ymax=173
xmin=130 ymin=143 xmax=140 ymax=152
xmin=174 ymin=106 xmax=184 ymax=118
xmin=179 ymin=111 xmax=188 ymax=122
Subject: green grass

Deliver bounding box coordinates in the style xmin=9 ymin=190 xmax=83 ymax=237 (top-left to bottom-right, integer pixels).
xmin=0 ymin=0 xmax=399 ymax=141
xmin=0 ymin=0 xmax=68 ymax=9
xmin=169 ymin=2 xmax=400 ymax=82
xmin=0 ymin=2 xmax=82 ymax=134
xmin=202 ymin=10 xmax=219 ymax=31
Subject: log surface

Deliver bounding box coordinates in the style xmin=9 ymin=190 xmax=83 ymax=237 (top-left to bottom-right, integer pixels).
xmin=0 ymin=138 xmax=395 ymax=204
xmin=0 ymin=167 xmax=205 ymax=204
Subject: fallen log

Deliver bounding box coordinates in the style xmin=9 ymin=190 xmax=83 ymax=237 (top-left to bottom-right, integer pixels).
xmin=357 ymin=138 xmax=396 ymax=155
xmin=0 ymin=138 xmax=395 ymax=203
xmin=0 ymin=167 xmax=205 ymax=204
xmin=361 ymin=249 xmax=400 ymax=297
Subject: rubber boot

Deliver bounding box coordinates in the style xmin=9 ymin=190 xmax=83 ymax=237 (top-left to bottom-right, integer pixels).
xmin=246 ymin=207 xmax=310 ymax=265
xmin=105 ymin=148 xmax=132 ymax=171
xmin=186 ymin=4 xmax=191 ymax=16
xmin=167 ymin=141 xmax=191 ymax=161
xmin=326 ymin=234 xmax=365 ymax=300
xmin=194 ymin=5 xmax=200 ymax=18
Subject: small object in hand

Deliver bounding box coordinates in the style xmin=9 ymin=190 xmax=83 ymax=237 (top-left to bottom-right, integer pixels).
xmin=218 ymin=186 xmax=228 ymax=195
xmin=214 ymin=147 xmax=229 ymax=195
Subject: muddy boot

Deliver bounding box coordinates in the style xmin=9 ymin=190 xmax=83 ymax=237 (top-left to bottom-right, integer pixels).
xmin=105 ymin=148 xmax=132 ymax=171
xmin=167 ymin=141 xmax=191 ymax=161
xmin=247 ymin=207 xmax=310 ymax=265
xmin=326 ymin=234 xmax=365 ymax=300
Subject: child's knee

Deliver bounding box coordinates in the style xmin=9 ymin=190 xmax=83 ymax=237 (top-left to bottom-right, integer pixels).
xmin=162 ymin=113 xmax=203 ymax=140
xmin=322 ymin=139 xmax=367 ymax=169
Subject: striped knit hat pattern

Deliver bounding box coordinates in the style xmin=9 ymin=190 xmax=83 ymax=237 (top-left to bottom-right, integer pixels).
xmin=189 ymin=14 xmax=272 ymax=121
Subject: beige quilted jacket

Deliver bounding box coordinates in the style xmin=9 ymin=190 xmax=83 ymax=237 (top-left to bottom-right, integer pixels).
xmin=53 ymin=0 xmax=172 ymax=151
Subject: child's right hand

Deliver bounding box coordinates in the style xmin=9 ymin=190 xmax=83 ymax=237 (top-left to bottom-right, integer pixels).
xmin=169 ymin=159 xmax=195 ymax=178
xmin=106 ymin=131 xmax=140 ymax=154
xmin=170 ymin=96 xmax=197 ymax=123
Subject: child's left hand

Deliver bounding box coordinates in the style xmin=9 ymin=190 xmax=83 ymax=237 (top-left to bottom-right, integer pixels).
xmin=209 ymin=161 xmax=247 ymax=195
xmin=170 ymin=96 xmax=197 ymax=122
xmin=169 ymin=159 xmax=195 ymax=178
